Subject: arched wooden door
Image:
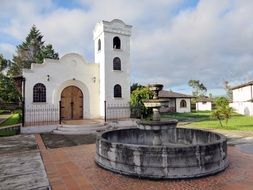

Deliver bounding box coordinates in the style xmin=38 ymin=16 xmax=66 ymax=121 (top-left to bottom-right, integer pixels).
xmin=61 ymin=86 xmax=83 ymax=120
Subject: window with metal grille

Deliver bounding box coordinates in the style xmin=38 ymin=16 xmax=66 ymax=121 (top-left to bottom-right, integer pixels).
xmin=98 ymin=39 xmax=101 ymax=51
xmin=114 ymin=84 xmax=122 ymax=98
xmin=113 ymin=57 xmax=121 ymax=70
xmin=113 ymin=36 xmax=121 ymax=49
xmin=33 ymin=83 xmax=46 ymax=102
xmin=180 ymin=100 xmax=187 ymax=108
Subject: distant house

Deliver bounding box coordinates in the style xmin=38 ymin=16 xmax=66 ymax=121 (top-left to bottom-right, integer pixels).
xmin=230 ymin=81 xmax=253 ymax=116
xmin=158 ymin=90 xmax=192 ymax=113
xmin=196 ymin=96 xmax=213 ymax=111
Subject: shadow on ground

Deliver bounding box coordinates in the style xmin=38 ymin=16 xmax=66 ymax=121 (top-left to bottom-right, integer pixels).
xmin=40 ymin=133 xmax=97 ymax=149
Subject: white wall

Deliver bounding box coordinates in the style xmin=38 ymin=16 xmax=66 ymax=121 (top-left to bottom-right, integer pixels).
xmin=233 ymin=85 xmax=253 ymax=102
xmin=196 ymin=102 xmax=212 ymax=111
xmin=176 ymin=98 xmax=191 ymax=113
xmin=230 ymin=102 xmax=253 ymax=116
xmin=23 ymin=53 xmax=100 ymax=122
xmin=93 ymin=19 xmax=132 ymax=119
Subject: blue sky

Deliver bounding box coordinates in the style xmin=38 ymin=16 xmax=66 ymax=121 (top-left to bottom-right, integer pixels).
xmin=1 ymin=0 xmax=253 ymax=96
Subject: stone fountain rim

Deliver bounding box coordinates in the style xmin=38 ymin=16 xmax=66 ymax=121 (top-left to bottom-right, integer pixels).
xmin=97 ymin=127 xmax=227 ymax=149
xmin=143 ymin=98 xmax=170 ymax=103
xmin=136 ymin=119 xmax=178 ymax=125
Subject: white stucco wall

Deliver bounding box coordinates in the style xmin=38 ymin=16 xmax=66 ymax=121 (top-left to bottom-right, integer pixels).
xmin=231 ymin=85 xmax=253 ymax=116
xmin=93 ymin=19 xmax=132 ymax=119
xmin=230 ymin=102 xmax=253 ymax=116
xmin=233 ymin=85 xmax=253 ymax=102
xmin=176 ymin=98 xmax=191 ymax=113
xmin=196 ymin=102 xmax=212 ymax=111
xmin=23 ymin=53 xmax=100 ymax=122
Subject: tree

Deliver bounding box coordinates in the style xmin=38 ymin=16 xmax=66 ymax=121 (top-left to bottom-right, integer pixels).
xmin=212 ymin=97 xmax=233 ymax=127
xmin=130 ymin=83 xmax=144 ymax=92
xmin=0 ymin=54 xmax=21 ymax=103
xmin=211 ymin=108 xmax=223 ymax=127
xmin=0 ymin=54 xmax=9 ymax=72
xmin=223 ymin=81 xmax=232 ymax=101
xmin=9 ymin=25 xmax=59 ymax=76
xmin=188 ymin=80 xmax=207 ymax=97
xmin=222 ymin=106 xmax=233 ymax=125
xmin=0 ymin=73 xmax=21 ymax=103
xmin=130 ymin=87 xmax=153 ymax=118
xmin=215 ymin=97 xmax=229 ymax=108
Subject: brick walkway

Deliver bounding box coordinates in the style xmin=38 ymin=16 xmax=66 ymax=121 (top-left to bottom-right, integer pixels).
xmin=35 ymin=134 xmax=253 ymax=190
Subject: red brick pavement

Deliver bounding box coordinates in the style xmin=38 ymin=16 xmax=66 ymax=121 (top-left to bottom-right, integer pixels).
xmin=35 ymin=134 xmax=253 ymax=190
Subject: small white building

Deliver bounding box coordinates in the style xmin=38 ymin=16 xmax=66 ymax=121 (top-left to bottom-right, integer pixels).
xmin=230 ymin=81 xmax=253 ymax=115
xmin=196 ymin=97 xmax=213 ymax=111
xmin=158 ymin=90 xmax=192 ymax=113
xmin=22 ymin=19 xmax=132 ymax=125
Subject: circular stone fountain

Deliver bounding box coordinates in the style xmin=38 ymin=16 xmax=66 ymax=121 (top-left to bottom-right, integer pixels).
xmin=96 ymin=84 xmax=229 ymax=179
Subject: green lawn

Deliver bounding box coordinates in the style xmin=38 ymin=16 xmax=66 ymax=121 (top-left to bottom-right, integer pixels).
xmin=0 ymin=130 xmax=18 ymax=137
xmin=161 ymin=111 xmax=211 ymax=121
xmin=0 ymin=113 xmax=21 ymax=127
xmin=192 ymin=114 xmax=253 ymax=131
xmin=162 ymin=111 xmax=253 ymax=131
xmin=0 ymin=112 xmax=21 ymax=137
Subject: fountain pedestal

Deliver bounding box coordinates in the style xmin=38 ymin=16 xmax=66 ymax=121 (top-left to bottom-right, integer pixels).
xmin=136 ymin=84 xmax=178 ymax=145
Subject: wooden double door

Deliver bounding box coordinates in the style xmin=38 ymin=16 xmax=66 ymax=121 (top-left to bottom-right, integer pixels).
xmin=61 ymin=86 xmax=83 ymax=120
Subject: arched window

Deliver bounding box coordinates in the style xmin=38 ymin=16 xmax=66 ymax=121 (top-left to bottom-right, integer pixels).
xmin=33 ymin=83 xmax=46 ymax=102
xmin=113 ymin=36 xmax=121 ymax=49
xmin=113 ymin=57 xmax=121 ymax=70
xmin=180 ymin=100 xmax=187 ymax=108
xmin=98 ymin=39 xmax=101 ymax=51
xmin=114 ymin=84 xmax=122 ymax=98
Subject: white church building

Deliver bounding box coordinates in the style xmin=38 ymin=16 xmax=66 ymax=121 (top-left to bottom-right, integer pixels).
xmin=230 ymin=81 xmax=253 ymax=116
xmin=22 ymin=19 xmax=132 ymax=125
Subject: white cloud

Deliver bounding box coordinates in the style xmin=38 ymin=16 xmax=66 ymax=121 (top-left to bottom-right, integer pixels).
xmin=0 ymin=43 xmax=16 ymax=59
xmin=0 ymin=0 xmax=253 ymax=95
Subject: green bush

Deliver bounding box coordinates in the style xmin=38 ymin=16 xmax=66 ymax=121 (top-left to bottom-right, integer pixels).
xmin=130 ymin=87 xmax=153 ymax=118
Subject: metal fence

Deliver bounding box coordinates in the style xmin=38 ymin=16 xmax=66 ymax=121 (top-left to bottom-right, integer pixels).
xmin=0 ymin=102 xmax=22 ymax=111
xmin=24 ymin=104 xmax=59 ymax=126
xmin=105 ymin=102 xmax=131 ymax=121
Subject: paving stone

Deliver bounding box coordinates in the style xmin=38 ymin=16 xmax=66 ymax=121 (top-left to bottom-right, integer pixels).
xmin=0 ymin=152 xmax=50 ymax=190
xmin=36 ymin=132 xmax=253 ymax=190
xmin=0 ymin=134 xmax=38 ymax=154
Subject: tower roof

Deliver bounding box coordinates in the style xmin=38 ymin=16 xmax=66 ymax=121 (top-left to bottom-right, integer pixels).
xmin=93 ymin=19 xmax=132 ymax=39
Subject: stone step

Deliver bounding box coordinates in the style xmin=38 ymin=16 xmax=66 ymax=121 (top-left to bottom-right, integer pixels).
xmin=53 ymin=123 xmax=109 ymax=135
xmin=60 ymin=123 xmax=104 ymax=128
xmin=58 ymin=124 xmax=105 ymax=130
xmin=52 ymin=130 xmax=98 ymax=135
xmin=57 ymin=125 xmax=107 ymax=132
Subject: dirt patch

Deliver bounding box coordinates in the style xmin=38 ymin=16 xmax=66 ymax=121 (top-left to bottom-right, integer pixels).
xmin=40 ymin=133 xmax=97 ymax=149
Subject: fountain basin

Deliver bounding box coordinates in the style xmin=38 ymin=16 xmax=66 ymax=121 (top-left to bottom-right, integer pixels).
xmin=143 ymin=99 xmax=169 ymax=108
xmin=137 ymin=119 xmax=178 ymax=130
xmin=96 ymin=128 xmax=229 ymax=179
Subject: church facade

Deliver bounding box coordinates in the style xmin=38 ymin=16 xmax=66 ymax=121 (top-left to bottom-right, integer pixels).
xmin=23 ymin=19 xmax=132 ymax=125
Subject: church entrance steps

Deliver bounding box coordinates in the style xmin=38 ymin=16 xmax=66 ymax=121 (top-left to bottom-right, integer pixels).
xmin=53 ymin=121 xmax=109 ymax=135
xmin=59 ymin=123 xmax=104 ymax=129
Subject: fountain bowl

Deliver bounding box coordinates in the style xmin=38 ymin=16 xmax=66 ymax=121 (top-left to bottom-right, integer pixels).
xmin=95 ymin=127 xmax=229 ymax=179
xmin=143 ymin=99 xmax=169 ymax=108
xmin=136 ymin=119 xmax=178 ymax=130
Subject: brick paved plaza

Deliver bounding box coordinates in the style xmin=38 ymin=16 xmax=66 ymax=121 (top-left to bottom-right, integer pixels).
xmin=35 ymin=135 xmax=253 ymax=190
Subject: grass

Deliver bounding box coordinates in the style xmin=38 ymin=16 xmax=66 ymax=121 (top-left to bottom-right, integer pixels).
xmin=192 ymin=114 xmax=253 ymax=131
xmin=0 ymin=130 xmax=18 ymax=137
xmin=162 ymin=111 xmax=253 ymax=131
xmin=0 ymin=112 xmax=21 ymax=137
xmin=161 ymin=111 xmax=211 ymax=121
xmin=0 ymin=113 xmax=21 ymax=127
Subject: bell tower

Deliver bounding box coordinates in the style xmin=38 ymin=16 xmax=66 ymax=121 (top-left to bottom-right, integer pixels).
xmin=93 ymin=19 xmax=132 ymax=118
